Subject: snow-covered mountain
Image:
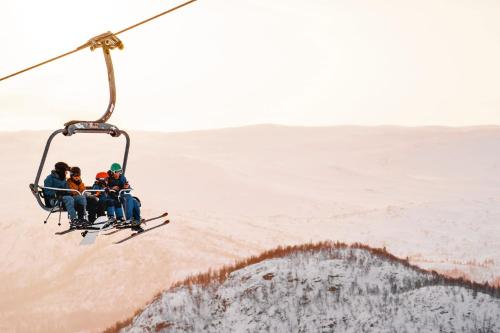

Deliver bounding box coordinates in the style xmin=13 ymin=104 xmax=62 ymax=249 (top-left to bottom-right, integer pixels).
xmin=112 ymin=242 xmax=500 ymax=333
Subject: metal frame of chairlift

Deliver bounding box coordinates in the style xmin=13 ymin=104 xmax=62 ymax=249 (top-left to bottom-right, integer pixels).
xmin=29 ymin=32 xmax=130 ymax=213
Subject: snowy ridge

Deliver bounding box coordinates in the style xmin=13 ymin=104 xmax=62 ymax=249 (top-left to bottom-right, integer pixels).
xmin=111 ymin=243 xmax=500 ymax=332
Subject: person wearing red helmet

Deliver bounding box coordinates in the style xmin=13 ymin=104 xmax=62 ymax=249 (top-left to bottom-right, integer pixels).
xmin=86 ymin=171 xmax=109 ymax=223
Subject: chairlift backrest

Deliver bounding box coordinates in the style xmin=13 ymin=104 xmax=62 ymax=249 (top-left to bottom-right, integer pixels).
xmin=29 ymin=126 xmax=130 ymax=212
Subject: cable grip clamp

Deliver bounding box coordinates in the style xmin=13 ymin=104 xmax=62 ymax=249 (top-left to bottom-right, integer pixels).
xmin=79 ymin=31 xmax=124 ymax=51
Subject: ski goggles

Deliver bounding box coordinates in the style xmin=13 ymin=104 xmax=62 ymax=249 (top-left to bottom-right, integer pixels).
xmin=112 ymin=169 xmax=122 ymax=174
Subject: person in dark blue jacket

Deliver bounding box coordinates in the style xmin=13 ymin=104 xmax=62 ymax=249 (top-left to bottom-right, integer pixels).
xmin=99 ymin=168 xmax=125 ymax=222
xmin=43 ymin=162 xmax=81 ymax=224
xmin=108 ymin=162 xmax=143 ymax=231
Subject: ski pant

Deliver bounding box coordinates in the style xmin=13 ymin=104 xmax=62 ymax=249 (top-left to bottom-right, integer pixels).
xmin=106 ymin=196 xmax=124 ymax=219
xmin=86 ymin=195 xmax=106 ymax=223
xmin=52 ymin=195 xmax=86 ymax=220
xmin=122 ymin=194 xmax=141 ymax=221
xmin=73 ymin=195 xmax=87 ymax=219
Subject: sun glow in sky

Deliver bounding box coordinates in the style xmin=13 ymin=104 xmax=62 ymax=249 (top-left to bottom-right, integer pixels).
xmin=1 ymin=0 xmax=500 ymax=131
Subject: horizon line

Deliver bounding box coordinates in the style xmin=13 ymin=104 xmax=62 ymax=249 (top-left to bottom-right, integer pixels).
xmin=1 ymin=123 xmax=500 ymax=134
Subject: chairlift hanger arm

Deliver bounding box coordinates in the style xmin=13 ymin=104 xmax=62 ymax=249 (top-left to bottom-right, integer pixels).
xmin=64 ymin=32 xmax=122 ymax=128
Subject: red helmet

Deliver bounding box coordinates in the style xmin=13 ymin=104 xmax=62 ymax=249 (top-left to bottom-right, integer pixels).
xmin=95 ymin=171 xmax=108 ymax=180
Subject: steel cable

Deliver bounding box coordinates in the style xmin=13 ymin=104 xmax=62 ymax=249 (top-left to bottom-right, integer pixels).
xmin=0 ymin=0 xmax=197 ymax=82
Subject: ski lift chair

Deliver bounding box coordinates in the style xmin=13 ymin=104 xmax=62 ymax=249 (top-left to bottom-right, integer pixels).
xmin=29 ymin=125 xmax=130 ymax=222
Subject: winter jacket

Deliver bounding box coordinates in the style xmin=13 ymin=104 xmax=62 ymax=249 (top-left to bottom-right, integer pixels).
xmin=67 ymin=177 xmax=85 ymax=196
xmin=92 ymin=181 xmax=107 ymax=197
xmin=107 ymin=172 xmax=129 ymax=190
xmin=43 ymin=171 xmax=70 ymax=198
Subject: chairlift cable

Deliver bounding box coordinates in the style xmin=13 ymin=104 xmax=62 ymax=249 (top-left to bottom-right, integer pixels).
xmin=0 ymin=0 xmax=198 ymax=82
xmin=0 ymin=49 xmax=81 ymax=82
xmin=114 ymin=0 xmax=197 ymax=36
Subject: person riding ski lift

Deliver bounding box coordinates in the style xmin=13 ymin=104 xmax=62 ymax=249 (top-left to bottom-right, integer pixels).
xmin=66 ymin=166 xmax=88 ymax=224
xmin=86 ymin=171 xmax=108 ymax=223
xmin=102 ymin=166 xmax=125 ymax=223
xmin=107 ymin=162 xmax=143 ymax=232
xmin=43 ymin=162 xmax=83 ymax=225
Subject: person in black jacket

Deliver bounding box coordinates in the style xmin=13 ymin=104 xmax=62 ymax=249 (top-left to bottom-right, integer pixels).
xmin=86 ymin=172 xmax=108 ymax=223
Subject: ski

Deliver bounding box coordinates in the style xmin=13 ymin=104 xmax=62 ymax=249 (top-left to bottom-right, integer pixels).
xmin=55 ymin=228 xmax=76 ymax=235
xmin=102 ymin=228 xmax=123 ymax=236
xmin=54 ymin=217 xmax=112 ymax=236
xmin=104 ymin=212 xmax=168 ymax=233
xmin=55 ymin=225 xmax=102 ymax=235
xmin=114 ymin=219 xmax=170 ymax=244
xmin=119 ymin=212 xmax=168 ymax=227
xmin=56 ymin=213 xmax=169 ymax=243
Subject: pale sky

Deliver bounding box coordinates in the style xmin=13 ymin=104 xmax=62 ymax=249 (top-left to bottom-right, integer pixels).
xmin=1 ymin=0 xmax=500 ymax=131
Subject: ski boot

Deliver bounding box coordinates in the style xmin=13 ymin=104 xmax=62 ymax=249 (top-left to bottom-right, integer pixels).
xmin=78 ymin=218 xmax=91 ymax=226
xmin=69 ymin=218 xmax=79 ymax=228
xmin=115 ymin=216 xmax=126 ymax=226
xmin=131 ymin=219 xmax=144 ymax=232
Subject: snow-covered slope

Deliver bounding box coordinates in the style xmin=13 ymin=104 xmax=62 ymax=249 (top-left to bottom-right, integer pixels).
xmin=120 ymin=243 xmax=500 ymax=333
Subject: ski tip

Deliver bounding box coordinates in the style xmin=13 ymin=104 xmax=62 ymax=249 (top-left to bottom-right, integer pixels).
xmin=165 ymin=219 xmax=170 ymax=224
